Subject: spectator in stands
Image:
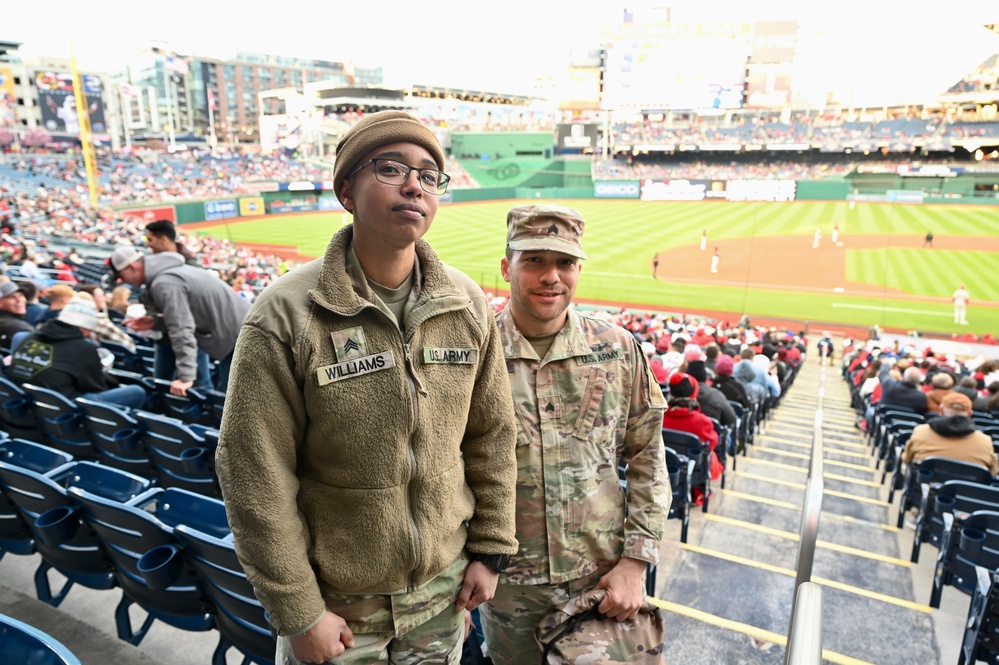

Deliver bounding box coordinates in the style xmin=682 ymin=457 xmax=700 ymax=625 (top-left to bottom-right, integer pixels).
xmin=6 ymin=295 xmax=147 ymax=408
xmin=663 ymin=371 xmax=723 ymax=503
xmin=77 ymin=283 xmax=136 ymax=353
xmin=145 ymin=219 xmax=197 ymax=264
xmin=0 ymin=281 xmax=33 ymax=351
xmin=955 ymin=376 xmax=988 ymax=412
xmin=687 ymin=359 xmax=737 ymax=433
xmin=35 ymin=284 xmax=75 ymax=324
xmin=901 ymin=392 xmax=997 ymax=475
xmin=142 ymin=219 xmax=212 ymax=392
xmin=713 ymin=354 xmax=752 ymax=410
xmin=481 ymin=204 xmax=667 ymax=664
xmin=926 ymin=372 xmax=956 ymax=414
xmin=732 ymin=352 xmax=767 ymax=406
xmin=881 ymin=366 xmax=928 ymax=414
xmin=106 ymin=286 xmax=132 ymax=322
xmin=215 ymin=111 xmax=518 ymax=665
xmin=110 ymin=246 xmax=250 ymax=395
xmin=16 ymin=279 xmax=46 ymax=326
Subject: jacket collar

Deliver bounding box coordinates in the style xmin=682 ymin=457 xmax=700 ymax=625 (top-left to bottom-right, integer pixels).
xmin=498 ymin=307 xmax=597 ymax=363
xmin=309 ymin=225 xmax=465 ymax=317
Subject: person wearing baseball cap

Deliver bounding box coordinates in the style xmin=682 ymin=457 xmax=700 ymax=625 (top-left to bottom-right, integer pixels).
xmin=7 ymin=294 xmax=147 ymax=408
xmin=0 ymin=280 xmax=33 ymax=351
xmin=482 ymin=204 xmax=668 ymax=664
xmin=902 ymin=390 xmax=998 ymax=474
xmin=216 ymin=111 xmax=518 ymax=665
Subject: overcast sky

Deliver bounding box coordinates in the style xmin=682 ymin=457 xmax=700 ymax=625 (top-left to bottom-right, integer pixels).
xmin=4 ymin=1 xmax=998 ymax=106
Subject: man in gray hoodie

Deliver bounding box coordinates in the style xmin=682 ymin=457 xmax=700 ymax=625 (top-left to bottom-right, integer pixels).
xmin=110 ymin=246 xmax=250 ymax=395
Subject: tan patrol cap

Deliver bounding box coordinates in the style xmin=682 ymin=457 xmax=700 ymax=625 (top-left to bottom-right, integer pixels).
xmin=505 ymin=204 xmax=587 ymax=259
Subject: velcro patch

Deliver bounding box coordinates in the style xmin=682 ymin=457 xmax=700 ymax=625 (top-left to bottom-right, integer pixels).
xmin=575 ymin=348 xmax=623 ymax=366
xmin=423 ymin=348 xmax=478 ymax=364
xmin=317 ymin=350 xmax=395 ymax=386
xmin=331 ymin=327 xmax=367 ymax=361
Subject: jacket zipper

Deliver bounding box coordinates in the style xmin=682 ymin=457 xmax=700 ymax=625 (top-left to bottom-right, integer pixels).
xmin=402 ymin=337 xmax=421 ymax=591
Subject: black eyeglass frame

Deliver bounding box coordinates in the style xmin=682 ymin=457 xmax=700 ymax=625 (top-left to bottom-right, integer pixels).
xmin=347 ymin=158 xmax=451 ymax=195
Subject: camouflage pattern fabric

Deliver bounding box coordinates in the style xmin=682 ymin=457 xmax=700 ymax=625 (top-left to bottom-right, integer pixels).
xmin=535 ymin=587 xmax=665 ymax=664
xmin=276 ymin=604 xmax=464 ymax=664
xmin=275 ymin=557 xmax=467 ymax=663
xmin=479 ymin=569 xmax=604 ymax=665
xmin=494 ymin=307 xmax=670 ymax=586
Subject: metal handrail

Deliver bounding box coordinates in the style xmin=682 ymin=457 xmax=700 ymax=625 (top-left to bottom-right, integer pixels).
xmin=785 ymin=366 xmax=826 ymax=665
xmin=785 ymin=583 xmax=823 ymax=665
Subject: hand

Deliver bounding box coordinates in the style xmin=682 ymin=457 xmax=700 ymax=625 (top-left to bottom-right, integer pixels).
xmin=463 ymin=610 xmax=474 ymax=640
xmin=456 ymin=561 xmax=498 ymax=612
xmin=123 ymin=315 xmax=155 ymax=331
xmin=595 ymin=557 xmax=647 ymax=622
xmin=289 ymin=611 xmax=355 ymax=663
xmin=169 ymin=379 xmax=194 ymax=396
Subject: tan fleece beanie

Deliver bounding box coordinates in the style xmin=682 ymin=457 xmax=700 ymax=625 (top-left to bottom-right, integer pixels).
xmin=333 ymin=111 xmax=445 ymax=206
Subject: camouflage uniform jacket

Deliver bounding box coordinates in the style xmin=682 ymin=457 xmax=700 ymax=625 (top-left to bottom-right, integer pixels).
xmin=495 ymin=306 xmax=670 ymax=585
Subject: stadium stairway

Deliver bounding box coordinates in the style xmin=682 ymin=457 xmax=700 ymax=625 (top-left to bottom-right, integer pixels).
xmin=653 ymin=349 xmax=968 ymax=664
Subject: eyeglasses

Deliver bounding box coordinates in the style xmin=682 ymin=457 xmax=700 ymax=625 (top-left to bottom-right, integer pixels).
xmin=348 ymin=158 xmax=450 ymax=195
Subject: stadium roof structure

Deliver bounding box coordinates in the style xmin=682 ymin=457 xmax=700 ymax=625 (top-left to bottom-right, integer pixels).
xmin=0 ymin=40 xmax=22 ymax=59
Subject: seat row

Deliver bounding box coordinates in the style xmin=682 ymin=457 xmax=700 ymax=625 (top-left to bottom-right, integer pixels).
xmin=0 ymin=378 xmax=222 ymax=498
xmin=0 ymin=436 xmax=274 ymax=664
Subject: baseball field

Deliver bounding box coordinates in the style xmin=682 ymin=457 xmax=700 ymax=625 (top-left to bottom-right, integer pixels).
xmin=190 ymin=199 xmax=999 ymax=336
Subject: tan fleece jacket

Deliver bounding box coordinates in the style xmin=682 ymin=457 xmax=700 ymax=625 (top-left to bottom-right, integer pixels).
xmin=216 ymin=225 xmax=518 ymax=636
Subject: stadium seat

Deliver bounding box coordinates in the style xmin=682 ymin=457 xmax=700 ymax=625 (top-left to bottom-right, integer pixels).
xmin=0 ymin=451 xmax=151 ymax=606
xmin=173 ymin=525 xmax=277 ymax=665
xmin=0 ymin=377 xmax=45 ymax=443
xmin=727 ymin=401 xmax=748 ymax=455
xmin=931 ymin=510 xmax=999 ymax=609
xmin=0 ymin=437 xmax=73 ymax=561
xmin=911 ymin=480 xmax=999 ymax=563
xmin=75 ymin=397 xmax=154 ymax=478
xmin=150 ymin=378 xmax=209 ymax=425
xmin=204 ymin=389 xmax=227 ymax=428
xmin=65 ymin=486 xmax=226 ymax=645
xmin=662 ymin=428 xmax=713 ymax=513
xmin=21 ymin=384 xmax=96 ymax=461
xmin=665 ymin=447 xmax=693 ymax=543
xmin=133 ymin=411 xmax=221 ymax=497
xmin=959 ymin=566 xmax=999 ymax=665
xmin=0 ymin=613 xmax=82 ymax=665
xmin=894 ymin=457 xmax=993 ymax=528
xmin=709 ymin=416 xmax=735 ymax=478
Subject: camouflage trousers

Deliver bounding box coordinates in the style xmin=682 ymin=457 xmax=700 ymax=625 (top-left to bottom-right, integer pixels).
xmin=479 ymin=571 xmax=604 ymax=665
xmin=276 ymin=606 xmax=464 ymax=665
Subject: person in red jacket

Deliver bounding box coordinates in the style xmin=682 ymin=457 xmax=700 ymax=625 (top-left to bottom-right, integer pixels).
xmin=662 ymin=372 xmax=724 ymax=503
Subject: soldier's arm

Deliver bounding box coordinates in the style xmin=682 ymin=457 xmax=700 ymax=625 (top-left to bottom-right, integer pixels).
xmin=619 ymin=338 xmax=670 ymax=566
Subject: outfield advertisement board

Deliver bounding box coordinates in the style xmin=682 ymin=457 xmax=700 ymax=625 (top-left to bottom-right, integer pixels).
xmin=639 ymin=178 xmax=796 ymax=202
xmin=593 ymin=181 xmax=640 ymax=198
xmin=319 ymin=197 xmax=345 ymax=211
xmin=205 ymin=200 xmax=238 ymax=221
xmin=269 ymin=197 xmax=319 ymax=214
xmin=120 ymin=206 xmax=176 ymax=224
xmin=239 ymin=197 xmax=266 ymax=216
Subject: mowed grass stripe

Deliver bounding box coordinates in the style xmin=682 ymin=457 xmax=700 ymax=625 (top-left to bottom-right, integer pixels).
xmin=191 ymin=200 xmax=999 ymax=332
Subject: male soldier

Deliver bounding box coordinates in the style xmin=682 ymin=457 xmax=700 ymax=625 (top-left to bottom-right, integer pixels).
xmin=215 ymin=111 xmax=518 ymax=665
xmin=480 ymin=204 xmax=670 ymax=664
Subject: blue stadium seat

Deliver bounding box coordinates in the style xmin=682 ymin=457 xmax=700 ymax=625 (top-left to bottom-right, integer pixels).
xmin=0 ymin=613 xmax=82 ymax=665
xmin=911 ymin=480 xmax=999 ymax=564
xmin=150 ymin=378 xmax=209 ymax=425
xmin=75 ymin=397 xmax=154 ymax=478
xmin=959 ymin=566 xmax=999 ymax=665
xmin=0 ymin=377 xmax=45 ymax=443
xmin=133 ymin=411 xmax=221 ymax=497
xmin=931 ymin=510 xmax=999 ymax=608
xmin=173 ymin=525 xmax=276 ymax=665
xmin=21 ymin=384 xmax=96 ymax=461
xmin=0 ymin=436 xmax=73 ymax=561
xmin=66 ymin=486 xmax=226 ymax=645
xmin=662 ymin=428 xmax=713 ymax=513
xmin=894 ymin=457 xmax=994 ymax=528
xmin=665 ymin=447 xmax=693 ymax=543
xmin=0 ymin=452 xmax=152 ymax=606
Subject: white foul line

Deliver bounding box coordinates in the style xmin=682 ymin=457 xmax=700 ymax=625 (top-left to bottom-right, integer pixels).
xmin=831 ymin=303 xmax=951 ymax=317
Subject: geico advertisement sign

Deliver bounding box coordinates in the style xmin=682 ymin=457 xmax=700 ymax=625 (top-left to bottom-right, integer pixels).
xmin=594 ymin=181 xmax=640 ymax=198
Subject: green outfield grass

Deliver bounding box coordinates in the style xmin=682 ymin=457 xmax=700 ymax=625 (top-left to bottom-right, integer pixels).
xmin=192 ymin=199 xmax=999 ymax=334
